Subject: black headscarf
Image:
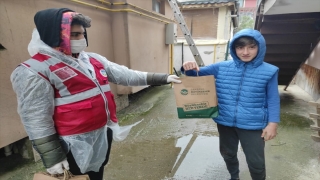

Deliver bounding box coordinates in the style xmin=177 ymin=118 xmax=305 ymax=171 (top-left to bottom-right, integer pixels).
xmin=34 ymin=8 xmax=74 ymax=47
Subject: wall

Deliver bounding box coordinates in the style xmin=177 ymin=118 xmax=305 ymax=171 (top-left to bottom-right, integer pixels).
xmin=295 ymin=65 xmax=320 ymax=101
xmin=177 ymin=8 xmax=219 ymax=39
xmin=0 ymin=0 xmax=172 ymax=148
xmin=114 ymin=0 xmax=173 ymax=94
xmin=295 ymin=41 xmax=320 ymax=101
xmin=175 ymin=5 xmax=234 ymax=68
xmin=217 ymin=6 xmax=233 ymax=40
xmin=174 ymin=41 xmax=228 ymax=70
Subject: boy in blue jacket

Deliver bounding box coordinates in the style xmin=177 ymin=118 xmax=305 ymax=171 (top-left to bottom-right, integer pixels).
xmin=182 ymin=29 xmax=280 ymax=180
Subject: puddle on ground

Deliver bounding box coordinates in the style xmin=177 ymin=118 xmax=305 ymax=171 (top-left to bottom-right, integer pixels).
xmin=167 ymin=135 xmax=247 ymax=180
xmin=172 ymin=134 xmax=193 ymax=169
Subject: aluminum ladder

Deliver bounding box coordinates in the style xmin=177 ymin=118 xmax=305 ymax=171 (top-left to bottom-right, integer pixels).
xmin=168 ymin=0 xmax=204 ymax=66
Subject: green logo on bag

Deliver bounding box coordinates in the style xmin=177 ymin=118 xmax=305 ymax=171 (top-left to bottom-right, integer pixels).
xmin=181 ymin=89 xmax=188 ymax=95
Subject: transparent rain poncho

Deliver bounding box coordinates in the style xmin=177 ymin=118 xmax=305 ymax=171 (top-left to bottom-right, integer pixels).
xmin=11 ymin=29 xmax=146 ymax=173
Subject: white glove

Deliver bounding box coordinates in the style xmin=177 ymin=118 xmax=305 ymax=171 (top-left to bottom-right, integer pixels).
xmin=46 ymin=159 xmax=69 ymax=174
xmin=167 ymin=75 xmax=181 ymax=83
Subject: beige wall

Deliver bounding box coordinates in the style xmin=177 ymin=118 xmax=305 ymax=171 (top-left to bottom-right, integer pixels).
xmin=177 ymin=8 xmax=219 ymax=39
xmin=0 ymin=0 xmax=172 ymax=148
xmin=115 ymin=0 xmax=173 ymax=94
xmin=217 ymin=6 xmax=233 ymax=40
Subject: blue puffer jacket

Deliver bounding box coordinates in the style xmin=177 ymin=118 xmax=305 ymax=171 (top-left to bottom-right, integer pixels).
xmin=184 ymin=29 xmax=279 ymax=130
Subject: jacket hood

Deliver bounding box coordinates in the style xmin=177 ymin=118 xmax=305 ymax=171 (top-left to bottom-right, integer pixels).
xmin=229 ymin=29 xmax=266 ymax=67
xmin=34 ymin=8 xmax=74 ymax=47
xmin=34 ymin=8 xmax=87 ymax=55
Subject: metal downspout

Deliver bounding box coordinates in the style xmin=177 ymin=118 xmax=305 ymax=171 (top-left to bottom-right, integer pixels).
xmin=213 ymin=44 xmax=217 ymax=63
xmin=169 ymin=44 xmax=174 ymax=87
xmin=225 ymin=40 xmax=230 ymax=60
xmin=181 ymin=42 xmax=184 ymax=65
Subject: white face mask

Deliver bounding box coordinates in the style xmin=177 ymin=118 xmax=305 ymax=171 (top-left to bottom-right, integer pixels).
xmin=70 ymin=38 xmax=87 ymax=53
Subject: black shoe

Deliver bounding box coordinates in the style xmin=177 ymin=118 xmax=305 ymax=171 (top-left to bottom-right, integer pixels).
xmin=229 ymin=179 xmax=240 ymax=180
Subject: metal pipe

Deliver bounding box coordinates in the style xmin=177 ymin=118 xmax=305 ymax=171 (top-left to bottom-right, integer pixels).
xmin=224 ymin=40 xmax=230 ymax=60
xmin=97 ymin=0 xmax=174 ymax=23
xmin=169 ymin=44 xmax=174 ymax=87
xmin=181 ymin=42 xmax=184 ymax=65
xmin=69 ymin=0 xmax=171 ymax=24
xmin=171 ymin=44 xmax=174 ymax=75
xmin=214 ymin=45 xmax=217 ymax=62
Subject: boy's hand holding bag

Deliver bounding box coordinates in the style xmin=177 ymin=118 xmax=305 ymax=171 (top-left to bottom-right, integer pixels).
xmin=173 ymin=75 xmax=218 ymax=118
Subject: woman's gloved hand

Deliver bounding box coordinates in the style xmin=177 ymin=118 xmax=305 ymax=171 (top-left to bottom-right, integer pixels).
xmin=46 ymin=159 xmax=69 ymax=174
xmin=167 ymin=75 xmax=181 ymax=83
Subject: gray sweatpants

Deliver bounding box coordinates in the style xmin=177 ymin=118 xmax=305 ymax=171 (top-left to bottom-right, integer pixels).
xmin=217 ymin=124 xmax=266 ymax=180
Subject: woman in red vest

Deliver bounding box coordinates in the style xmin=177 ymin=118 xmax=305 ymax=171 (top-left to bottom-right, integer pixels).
xmin=10 ymin=8 xmax=180 ymax=180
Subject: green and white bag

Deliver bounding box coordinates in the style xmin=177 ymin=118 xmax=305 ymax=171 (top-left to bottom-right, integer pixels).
xmin=174 ymin=75 xmax=218 ymax=118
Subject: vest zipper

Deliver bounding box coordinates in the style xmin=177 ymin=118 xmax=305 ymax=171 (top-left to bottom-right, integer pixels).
xmin=74 ymin=62 xmax=111 ymax=123
xmin=92 ymin=78 xmax=111 ymax=123
xmin=233 ymin=64 xmax=247 ymax=127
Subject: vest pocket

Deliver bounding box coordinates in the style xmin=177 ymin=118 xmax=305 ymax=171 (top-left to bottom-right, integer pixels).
xmin=56 ymin=101 xmax=93 ymax=113
xmin=262 ymin=108 xmax=268 ymax=124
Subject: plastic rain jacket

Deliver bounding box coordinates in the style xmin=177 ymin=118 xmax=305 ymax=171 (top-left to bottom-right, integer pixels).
xmin=10 ymin=29 xmax=154 ymax=173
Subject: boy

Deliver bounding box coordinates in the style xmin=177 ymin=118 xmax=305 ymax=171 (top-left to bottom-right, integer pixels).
xmin=182 ymin=29 xmax=279 ymax=180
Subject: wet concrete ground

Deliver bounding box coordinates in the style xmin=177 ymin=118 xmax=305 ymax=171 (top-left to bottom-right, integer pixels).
xmin=104 ymin=84 xmax=320 ymax=180
xmin=1 ymin=84 xmax=320 ymax=180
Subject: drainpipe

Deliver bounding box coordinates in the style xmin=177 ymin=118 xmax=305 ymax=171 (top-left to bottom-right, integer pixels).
xmin=68 ymin=0 xmax=172 ymax=24
xmin=213 ymin=44 xmax=217 ymax=63
xmin=170 ymin=44 xmax=173 ymax=75
xmin=225 ymin=40 xmax=230 ymax=60
xmin=181 ymin=42 xmax=184 ymax=65
xmin=169 ymin=44 xmax=174 ymax=87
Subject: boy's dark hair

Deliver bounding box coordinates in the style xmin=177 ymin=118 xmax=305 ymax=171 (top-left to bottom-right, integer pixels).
xmin=233 ymin=36 xmax=257 ymax=48
xmin=71 ymin=13 xmax=91 ymax=28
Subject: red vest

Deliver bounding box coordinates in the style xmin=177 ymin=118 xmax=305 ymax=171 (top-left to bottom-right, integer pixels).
xmin=22 ymin=53 xmax=118 ymax=135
